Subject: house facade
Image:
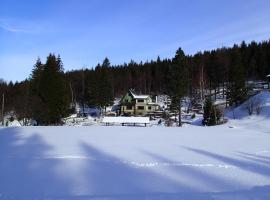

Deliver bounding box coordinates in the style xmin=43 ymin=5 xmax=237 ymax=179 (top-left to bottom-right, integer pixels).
xmin=120 ymin=90 xmax=159 ymax=116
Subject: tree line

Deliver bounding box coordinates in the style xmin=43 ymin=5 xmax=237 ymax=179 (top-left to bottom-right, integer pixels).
xmin=1 ymin=39 xmax=270 ymax=125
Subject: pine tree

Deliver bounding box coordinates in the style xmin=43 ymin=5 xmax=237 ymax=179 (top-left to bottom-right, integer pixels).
xmin=203 ymin=98 xmax=212 ymax=125
xmin=29 ymin=58 xmax=46 ymax=125
xmin=39 ymin=54 xmax=70 ymax=124
xmin=99 ymin=58 xmax=114 ymax=110
xmin=227 ymin=48 xmax=248 ymax=106
xmin=85 ymin=58 xmax=114 ymax=114
xmin=85 ymin=69 xmax=99 ymax=107
xmin=167 ymin=48 xmax=189 ymax=126
xmin=30 ymin=57 xmax=44 ymax=94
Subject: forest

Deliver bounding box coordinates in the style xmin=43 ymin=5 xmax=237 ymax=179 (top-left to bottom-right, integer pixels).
xmin=1 ymin=40 xmax=270 ymax=125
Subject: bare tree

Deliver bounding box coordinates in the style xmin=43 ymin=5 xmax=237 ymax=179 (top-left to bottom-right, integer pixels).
xmin=1 ymin=93 xmax=4 ymax=126
xmin=245 ymin=96 xmax=265 ymax=115
xmin=246 ymin=98 xmax=255 ymax=115
xmin=254 ymin=97 xmax=265 ymax=115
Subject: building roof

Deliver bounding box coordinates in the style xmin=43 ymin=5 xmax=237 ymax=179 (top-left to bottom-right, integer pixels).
xmin=129 ymin=90 xmax=149 ymax=99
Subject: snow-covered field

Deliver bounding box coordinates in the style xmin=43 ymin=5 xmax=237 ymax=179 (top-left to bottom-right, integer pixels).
xmin=0 ymin=124 xmax=270 ymax=200
xmin=0 ymin=92 xmax=270 ymax=199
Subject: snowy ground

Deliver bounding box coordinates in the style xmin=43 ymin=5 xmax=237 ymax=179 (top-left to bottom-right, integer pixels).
xmin=0 ymin=124 xmax=270 ymax=200
xmin=1 ymin=92 xmax=270 ymax=199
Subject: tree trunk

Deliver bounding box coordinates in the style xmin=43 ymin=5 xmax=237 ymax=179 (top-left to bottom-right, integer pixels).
xmin=179 ymin=98 xmax=182 ymax=127
xmin=200 ymin=65 xmax=205 ymax=108
xmin=214 ymin=87 xmax=217 ymax=100
xmin=82 ymin=69 xmax=85 ymax=115
xmin=1 ymin=93 xmax=4 ymax=126
xmin=69 ymin=82 xmax=74 ymax=106
xmin=222 ymin=81 xmax=225 ymax=99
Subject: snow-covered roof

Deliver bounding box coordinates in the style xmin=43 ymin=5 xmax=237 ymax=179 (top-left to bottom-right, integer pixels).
xmin=102 ymin=117 xmax=150 ymax=124
xmin=129 ymin=90 xmax=149 ymax=99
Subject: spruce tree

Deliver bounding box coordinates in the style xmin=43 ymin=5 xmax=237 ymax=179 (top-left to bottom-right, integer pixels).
xmin=99 ymin=58 xmax=114 ymax=110
xmin=85 ymin=69 xmax=99 ymax=107
xmin=29 ymin=58 xmax=47 ymax=125
xmin=39 ymin=54 xmax=70 ymax=124
xmin=167 ymin=48 xmax=189 ymax=126
xmin=203 ymin=98 xmax=212 ymax=125
xmin=30 ymin=57 xmax=44 ymax=94
xmin=203 ymin=98 xmax=222 ymax=126
xmin=86 ymin=58 xmax=114 ymax=114
xmin=227 ymin=49 xmax=248 ymax=106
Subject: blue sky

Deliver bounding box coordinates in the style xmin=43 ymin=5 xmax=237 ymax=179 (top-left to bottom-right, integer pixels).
xmin=1 ymin=0 xmax=270 ymax=82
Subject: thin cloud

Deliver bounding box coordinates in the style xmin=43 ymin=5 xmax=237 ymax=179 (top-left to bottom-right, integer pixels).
xmin=0 ymin=24 xmax=34 ymax=33
xmin=0 ymin=18 xmax=40 ymax=34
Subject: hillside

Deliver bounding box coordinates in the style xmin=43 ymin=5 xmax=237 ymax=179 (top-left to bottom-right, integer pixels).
xmin=226 ymin=91 xmax=270 ymax=132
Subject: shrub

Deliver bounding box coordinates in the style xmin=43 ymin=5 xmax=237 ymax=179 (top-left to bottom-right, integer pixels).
xmin=203 ymin=98 xmax=223 ymax=126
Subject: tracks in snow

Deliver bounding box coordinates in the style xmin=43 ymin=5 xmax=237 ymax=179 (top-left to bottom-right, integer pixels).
xmin=3 ymin=155 xmax=235 ymax=169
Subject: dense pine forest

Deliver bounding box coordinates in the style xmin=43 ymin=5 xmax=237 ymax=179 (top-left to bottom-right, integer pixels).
xmin=1 ymin=40 xmax=270 ymax=124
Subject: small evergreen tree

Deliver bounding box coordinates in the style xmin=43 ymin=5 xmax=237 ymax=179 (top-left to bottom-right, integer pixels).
xmin=203 ymin=98 xmax=212 ymax=125
xmin=203 ymin=98 xmax=222 ymax=126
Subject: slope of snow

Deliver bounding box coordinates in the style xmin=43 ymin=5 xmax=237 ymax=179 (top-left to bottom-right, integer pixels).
xmin=0 ymin=125 xmax=269 ymax=200
xmin=226 ymin=91 xmax=270 ymax=132
xmin=226 ymin=92 xmax=270 ymax=119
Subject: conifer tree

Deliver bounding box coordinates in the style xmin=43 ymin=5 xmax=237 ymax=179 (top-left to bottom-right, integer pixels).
xmin=203 ymin=97 xmax=222 ymax=126
xmin=227 ymin=48 xmax=248 ymax=106
xmin=86 ymin=58 xmax=114 ymax=114
xmin=168 ymin=48 xmax=189 ymax=126
xmin=30 ymin=57 xmax=44 ymax=94
xmin=29 ymin=58 xmax=47 ymax=125
xmin=85 ymin=69 xmax=99 ymax=107
xmin=39 ymin=54 xmax=70 ymax=124
xmin=99 ymin=58 xmax=114 ymax=110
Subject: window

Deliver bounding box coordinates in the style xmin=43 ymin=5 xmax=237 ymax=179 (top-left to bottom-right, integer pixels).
xmin=137 ymin=106 xmax=144 ymax=110
xmin=126 ymin=105 xmax=133 ymax=110
xmin=148 ymin=106 xmax=152 ymax=110
xmin=138 ymin=99 xmax=144 ymax=103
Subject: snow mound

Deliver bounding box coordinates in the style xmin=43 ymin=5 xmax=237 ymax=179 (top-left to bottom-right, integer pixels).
xmin=7 ymin=120 xmax=21 ymax=127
